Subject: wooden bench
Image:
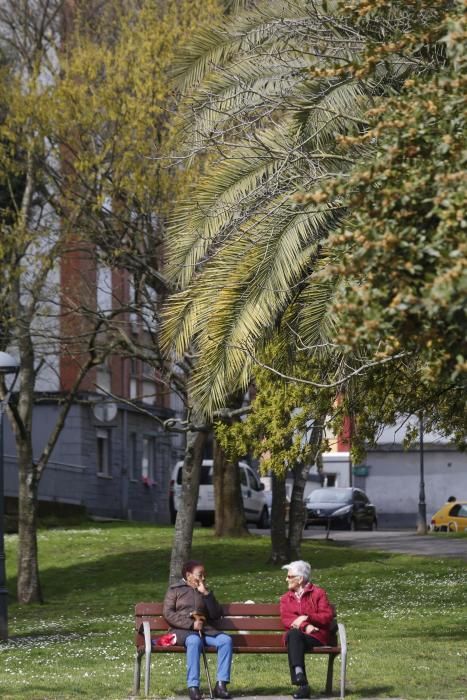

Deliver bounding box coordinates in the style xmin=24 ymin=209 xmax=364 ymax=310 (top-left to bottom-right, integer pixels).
xmin=134 ymin=603 xmax=347 ymax=699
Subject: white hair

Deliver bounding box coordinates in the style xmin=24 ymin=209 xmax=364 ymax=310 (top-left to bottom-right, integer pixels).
xmin=282 ymin=560 xmax=312 ymax=582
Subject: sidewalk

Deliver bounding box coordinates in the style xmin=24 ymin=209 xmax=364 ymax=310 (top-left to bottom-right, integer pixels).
xmin=250 ymin=527 xmax=467 ymax=561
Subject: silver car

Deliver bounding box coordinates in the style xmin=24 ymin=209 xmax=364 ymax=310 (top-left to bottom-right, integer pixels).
xmin=169 ymin=460 xmax=270 ymax=528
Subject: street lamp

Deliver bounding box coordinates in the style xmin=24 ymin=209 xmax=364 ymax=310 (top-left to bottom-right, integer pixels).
xmin=416 ymin=412 xmax=427 ymax=535
xmin=0 ymin=351 xmax=20 ymax=641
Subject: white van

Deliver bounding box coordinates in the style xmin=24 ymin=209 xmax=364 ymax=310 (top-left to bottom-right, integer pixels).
xmin=169 ymin=459 xmax=270 ymax=528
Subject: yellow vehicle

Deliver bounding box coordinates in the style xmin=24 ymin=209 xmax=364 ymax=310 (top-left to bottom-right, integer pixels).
xmin=431 ymin=501 xmax=467 ymax=532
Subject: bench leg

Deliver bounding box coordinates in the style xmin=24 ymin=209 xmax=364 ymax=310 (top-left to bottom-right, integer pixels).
xmin=337 ymin=622 xmax=347 ymax=700
xmin=141 ymin=620 xmax=152 ymax=697
xmin=144 ymin=650 xmax=151 ymax=697
xmin=340 ymin=647 xmax=347 ymax=700
xmin=133 ymin=651 xmax=143 ymax=695
xmin=325 ymin=654 xmax=335 ymax=695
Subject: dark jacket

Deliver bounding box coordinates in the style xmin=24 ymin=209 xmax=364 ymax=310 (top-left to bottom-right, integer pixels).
xmin=163 ymin=579 xmax=224 ymax=645
xmin=279 ymin=582 xmax=334 ymax=646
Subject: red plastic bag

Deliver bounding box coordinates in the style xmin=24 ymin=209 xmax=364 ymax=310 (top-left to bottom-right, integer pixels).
xmin=153 ymin=633 xmax=177 ymax=647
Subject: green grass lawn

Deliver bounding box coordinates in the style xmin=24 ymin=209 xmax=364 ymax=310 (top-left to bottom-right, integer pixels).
xmin=1 ymin=523 xmax=466 ymax=700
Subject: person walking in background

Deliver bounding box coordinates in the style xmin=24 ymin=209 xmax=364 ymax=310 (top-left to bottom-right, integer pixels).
xmin=280 ymin=560 xmax=334 ymax=699
xmin=163 ymin=560 xmax=233 ymax=700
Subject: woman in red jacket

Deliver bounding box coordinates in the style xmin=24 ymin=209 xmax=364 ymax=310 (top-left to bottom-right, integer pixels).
xmin=280 ymin=560 xmax=334 ymax=699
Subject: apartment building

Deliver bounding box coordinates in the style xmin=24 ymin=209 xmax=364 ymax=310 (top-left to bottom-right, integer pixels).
xmin=3 ymin=246 xmax=183 ymax=526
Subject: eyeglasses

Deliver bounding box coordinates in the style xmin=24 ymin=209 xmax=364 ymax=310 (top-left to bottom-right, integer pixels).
xmin=286 ymin=574 xmax=299 ymax=579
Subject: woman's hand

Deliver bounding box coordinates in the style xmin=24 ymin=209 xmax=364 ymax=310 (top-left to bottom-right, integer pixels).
xmin=197 ymin=579 xmax=209 ymax=595
xmin=186 ymin=569 xmax=209 ymax=595
xmin=193 ymin=619 xmax=204 ymax=631
xmin=305 ymin=624 xmax=319 ymax=635
xmin=291 ymin=615 xmax=308 ymax=629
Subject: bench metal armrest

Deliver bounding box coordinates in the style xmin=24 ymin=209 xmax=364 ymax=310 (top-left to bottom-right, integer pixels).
xmin=337 ymin=622 xmax=347 ymax=654
xmin=337 ymin=622 xmax=347 ymax=699
xmin=143 ymin=620 xmax=152 ymax=657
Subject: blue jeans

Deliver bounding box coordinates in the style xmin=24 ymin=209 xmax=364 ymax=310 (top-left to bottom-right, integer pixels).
xmin=185 ymin=633 xmax=233 ymax=688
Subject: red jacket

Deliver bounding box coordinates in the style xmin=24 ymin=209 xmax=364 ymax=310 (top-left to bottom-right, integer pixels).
xmin=280 ymin=583 xmax=334 ymax=646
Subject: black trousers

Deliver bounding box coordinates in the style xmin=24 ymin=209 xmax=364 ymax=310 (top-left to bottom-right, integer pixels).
xmin=285 ymin=628 xmax=324 ymax=684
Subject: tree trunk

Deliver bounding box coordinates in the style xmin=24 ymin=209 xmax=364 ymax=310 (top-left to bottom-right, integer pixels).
xmin=169 ymin=422 xmax=208 ymax=584
xmin=16 ymin=446 xmax=42 ymax=604
xmin=287 ymin=463 xmax=308 ymax=560
xmin=213 ymin=439 xmax=248 ymax=537
xmin=269 ymin=472 xmax=288 ymax=564
xmin=212 ymin=391 xmax=248 ymax=537
xmin=11 ymin=320 xmax=44 ymax=604
xmin=287 ymin=422 xmax=323 ymax=560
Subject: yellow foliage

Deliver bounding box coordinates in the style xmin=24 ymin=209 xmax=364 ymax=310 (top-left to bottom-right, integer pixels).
xmin=1 ymin=0 xmax=222 ymax=234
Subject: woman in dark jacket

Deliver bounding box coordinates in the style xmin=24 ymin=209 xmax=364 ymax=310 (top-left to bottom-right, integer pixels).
xmin=280 ymin=560 xmax=334 ymax=699
xmin=163 ymin=560 xmax=233 ymax=700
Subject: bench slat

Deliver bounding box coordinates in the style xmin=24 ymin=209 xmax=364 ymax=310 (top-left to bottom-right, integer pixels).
xmin=136 ymin=603 xmax=164 ymax=615
xmin=226 ymin=634 xmax=283 ymax=647
xmin=151 ymin=646 xmax=287 ymax=654
xmin=135 ymin=603 xmax=281 ymax=616
xmin=135 ymin=616 xmax=168 ymax=631
xmin=222 ymin=604 xmax=280 ymax=615
xmin=136 ymin=616 xmax=285 ymax=632
xmin=145 ymin=633 xmax=341 ymax=652
xmin=150 ymin=644 xmax=341 ymax=654
xmin=218 ymin=618 xmax=284 ymax=630
xmin=148 ymin=635 xmax=282 ymax=650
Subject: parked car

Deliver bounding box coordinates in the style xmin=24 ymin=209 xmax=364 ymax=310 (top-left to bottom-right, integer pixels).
xmin=431 ymin=501 xmax=467 ymax=532
xmin=169 ymin=460 xmax=270 ymax=528
xmin=305 ymin=487 xmax=377 ymax=530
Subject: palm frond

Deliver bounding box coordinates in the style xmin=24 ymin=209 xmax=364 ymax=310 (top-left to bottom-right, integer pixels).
xmin=292 ymin=273 xmax=341 ymax=350
xmin=293 ymin=78 xmax=372 ymax=149
xmin=179 ymin=61 xmax=304 ymax=149
xmin=160 ymin=288 xmax=202 ymax=358
xmin=167 ymin=125 xmax=301 ymax=286
xmin=189 ymin=244 xmax=315 ymax=414
xmin=172 ymin=0 xmax=312 ymax=91
xmin=179 ymin=200 xmax=341 ymax=413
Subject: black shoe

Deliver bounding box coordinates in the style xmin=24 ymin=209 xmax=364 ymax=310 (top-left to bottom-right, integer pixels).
xmin=214 ymin=681 xmax=232 ymax=699
xmin=189 ymin=687 xmax=201 ymax=700
xmin=292 ymin=685 xmax=310 ymax=699
xmin=295 ymin=673 xmax=307 ymax=686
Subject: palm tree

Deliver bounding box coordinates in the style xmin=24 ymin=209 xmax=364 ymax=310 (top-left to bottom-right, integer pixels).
xmin=162 ymin=0 xmax=380 ymax=413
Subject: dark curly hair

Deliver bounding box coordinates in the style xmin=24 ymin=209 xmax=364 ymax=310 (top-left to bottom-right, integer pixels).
xmin=182 ymin=560 xmax=204 ymax=578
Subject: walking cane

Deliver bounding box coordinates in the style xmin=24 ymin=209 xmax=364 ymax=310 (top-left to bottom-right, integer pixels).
xmin=191 ymin=612 xmax=214 ymax=699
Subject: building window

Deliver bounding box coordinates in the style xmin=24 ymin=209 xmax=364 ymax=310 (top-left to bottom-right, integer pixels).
xmin=97 ymin=428 xmax=111 ymax=477
xmin=96 ymin=364 xmax=111 ymax=396
xmin=130 ymin=377 xmax=138 ymax=400
xmin=130 ymin=358 xmax=138 ymax=399
xmin=141 ymin=362 xmax=156 ymax=405
xmin=129 ymin=433 xmax=137 ymax=481
xmin=128 ymin=276 xmax=139 ymax=333
xmin=97 ymin=264 xmax=113 ymax=314
xmin=141 ymin=380 xmax=156 ymax=405
xmin=141 ymin=284 xmax=158 ymax=332
xmin=142 ymin=436 xmax=155 ymax=482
